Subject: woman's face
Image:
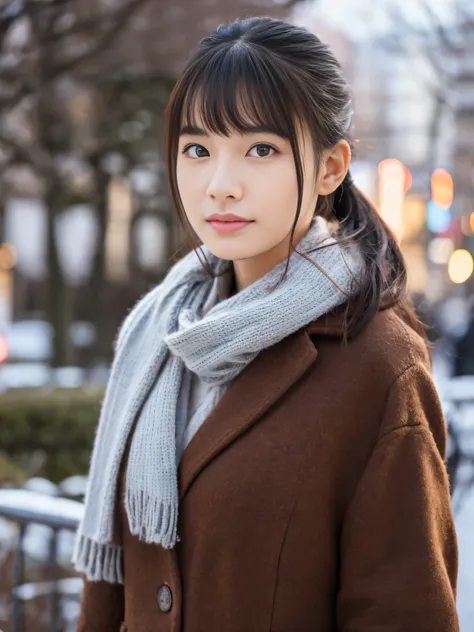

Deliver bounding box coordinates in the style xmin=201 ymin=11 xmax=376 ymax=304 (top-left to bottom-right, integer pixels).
xmin=176 ymin=120 xmax=318 ymax=262
xmin=176 ymin=110 xmax=350 ymax=289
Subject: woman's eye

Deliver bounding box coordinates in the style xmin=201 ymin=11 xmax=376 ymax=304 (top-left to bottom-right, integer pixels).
xmin=248 ymin=144 xmax=276 ymax=158
xmin=184 ymin=144 xmax=209 ymax=159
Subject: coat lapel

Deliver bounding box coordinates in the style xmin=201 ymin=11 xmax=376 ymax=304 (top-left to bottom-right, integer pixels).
xmin=178 ymin=328 xmax=318 ymax=500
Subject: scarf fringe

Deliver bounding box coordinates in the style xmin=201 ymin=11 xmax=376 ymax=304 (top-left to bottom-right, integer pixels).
xmin=72 ymin=534 xmax=124 ymax=584
xmin=125 ymin=489 xmax=178 ymax=549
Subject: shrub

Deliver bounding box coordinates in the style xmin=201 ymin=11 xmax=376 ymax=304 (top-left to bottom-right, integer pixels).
xmin=0 ymin=388 xmax=103 ymax=484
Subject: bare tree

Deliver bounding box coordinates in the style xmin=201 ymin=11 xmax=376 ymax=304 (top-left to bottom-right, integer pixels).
xmin=0 ymin=0 xmax=303 ymax=366
xmin=377 ymin=0 xmax=474 ymax=174
xmin=1 ymin=0 xmax=154 ymax=366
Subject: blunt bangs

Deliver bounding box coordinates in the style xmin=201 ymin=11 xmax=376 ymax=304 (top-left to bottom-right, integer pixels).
xmin=174 ymin=43 xmax=305 ymax=141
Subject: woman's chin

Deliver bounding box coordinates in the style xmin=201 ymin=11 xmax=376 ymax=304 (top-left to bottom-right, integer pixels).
xmin=205 ymin=241 xmax=253 ymax=261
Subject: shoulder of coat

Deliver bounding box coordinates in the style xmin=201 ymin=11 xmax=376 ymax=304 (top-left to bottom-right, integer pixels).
xmin=306 ymin=306 xmax=431 ymax=383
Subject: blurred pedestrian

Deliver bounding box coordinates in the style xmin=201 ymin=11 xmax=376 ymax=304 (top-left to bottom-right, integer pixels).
xmin=411 ymin=292 xmax=441 ymax=343
xmin=73 ymin=17 xmax=459 ymax=632
xmin=453 ymin=301 xmax=474 ymax=377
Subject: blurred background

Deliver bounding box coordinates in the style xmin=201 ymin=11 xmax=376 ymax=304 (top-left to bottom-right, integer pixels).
xmin=0 ymin=0 xmax=473 ymax=630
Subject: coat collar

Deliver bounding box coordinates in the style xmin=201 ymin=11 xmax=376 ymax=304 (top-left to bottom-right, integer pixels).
xmin=177 ymin=305 xmax=359 ymax=501
xmin=178 ymin=327 xmax=318 ymax=500
xmin=306 ymin=308 xmax=347 ymax=337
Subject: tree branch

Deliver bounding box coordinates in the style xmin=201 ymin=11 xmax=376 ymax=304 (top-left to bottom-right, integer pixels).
xmin=0 ymin=0 xmax=70 ymax=40
xmin=43 ymin=0 xmax=150 ymax=77
xmin=0 ymin=0 xmax=150 ymax=112
xmin=417 ymin=0 xmax=459 ymax=53
xmin=0 ymin=132 xmax=54 ymax=177
xmin=378 ymin=0 xmax=460 ymax=92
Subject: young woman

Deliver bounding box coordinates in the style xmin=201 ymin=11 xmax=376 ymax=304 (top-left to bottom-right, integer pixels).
xmin=74 ymin=17 xmax=459 ymax=632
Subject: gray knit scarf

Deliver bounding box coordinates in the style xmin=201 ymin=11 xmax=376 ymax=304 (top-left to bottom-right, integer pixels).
xmin=72 ymin=217 xmax=362 ymax=584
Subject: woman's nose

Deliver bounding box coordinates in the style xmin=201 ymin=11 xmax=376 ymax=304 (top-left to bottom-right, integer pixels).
xmin=206 ymin=162 xmax=244 ymax=202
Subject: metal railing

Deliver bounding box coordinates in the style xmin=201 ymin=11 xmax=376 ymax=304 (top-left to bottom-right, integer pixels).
xmin=0 ymin=490 xmax=84 ymax=632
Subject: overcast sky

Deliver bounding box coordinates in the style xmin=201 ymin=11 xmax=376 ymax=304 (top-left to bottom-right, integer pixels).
xmin=294 ymin=0 xmax=457 ymax=40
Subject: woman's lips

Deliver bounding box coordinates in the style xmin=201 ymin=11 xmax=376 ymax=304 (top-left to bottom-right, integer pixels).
xmin=207 ymin=220 xmax=253 ymax=233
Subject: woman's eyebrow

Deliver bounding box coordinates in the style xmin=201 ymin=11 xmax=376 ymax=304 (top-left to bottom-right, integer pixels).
xmin=179 ymin=124 xmax=280 ymax=137
xmin=180 ymin=125 xmax=208 ymax=137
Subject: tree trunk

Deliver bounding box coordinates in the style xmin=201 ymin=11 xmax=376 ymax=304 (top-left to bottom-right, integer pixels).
xmin=156 ymin=111 xmax=183 ymax=259
xmin=89 ymin=162 xmax=112 ymax=361
xmin=45 ymin=183 xmax=73 ymax=367
xmin=427 ymin=93 xmax=445 ymax=176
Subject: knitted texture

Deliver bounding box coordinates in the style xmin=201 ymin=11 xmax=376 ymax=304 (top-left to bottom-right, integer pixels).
xmin=72 ymin=217 xmax=362 ymax=584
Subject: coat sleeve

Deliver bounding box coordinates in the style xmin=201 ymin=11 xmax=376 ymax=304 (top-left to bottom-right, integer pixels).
xmin=76 ymin=450 xmax=126 ymax=631
xmin=336 ymin=362 xmax=459 ymax=631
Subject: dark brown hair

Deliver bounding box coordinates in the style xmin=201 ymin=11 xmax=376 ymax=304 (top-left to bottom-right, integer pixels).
xmin=165 ymin=17 xmax=425 ymax=340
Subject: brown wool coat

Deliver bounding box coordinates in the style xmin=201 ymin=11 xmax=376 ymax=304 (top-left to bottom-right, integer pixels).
xmin=77 ymin=307 xmax=459 ymax=632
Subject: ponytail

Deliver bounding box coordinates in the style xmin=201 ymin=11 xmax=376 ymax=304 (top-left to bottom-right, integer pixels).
xmin=332 ymin=171 xmax=427 ymax=341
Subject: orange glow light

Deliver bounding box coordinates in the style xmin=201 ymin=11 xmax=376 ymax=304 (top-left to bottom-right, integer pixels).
xmin=431 ymin=169 xmax=454 ymax=210
xmin=378 ymin=159 xmax=406 ymax=241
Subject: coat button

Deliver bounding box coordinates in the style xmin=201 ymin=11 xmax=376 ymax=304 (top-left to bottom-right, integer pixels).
xmin=157 ymin=585 xmax=173 ymax=613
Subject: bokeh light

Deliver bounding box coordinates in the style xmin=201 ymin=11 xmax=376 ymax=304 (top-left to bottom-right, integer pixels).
xmin=0 ymin=336 xmax=8 ymax=363
xmin=0 ymin=243 xmax=17 ymax=271
xmin=430 ymin=169 xmax=454 ymax=210
xmin=448 ymin=249 xmax=474 ymax=284
xmin=427 ymin=201 xmax=452 ymax=234
xmin=428 ymin=238 xmax=455 ymax=265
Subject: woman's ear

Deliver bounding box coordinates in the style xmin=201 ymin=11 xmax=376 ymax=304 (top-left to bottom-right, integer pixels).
xmin=317 ymin=140 xmax=351 ymax=196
